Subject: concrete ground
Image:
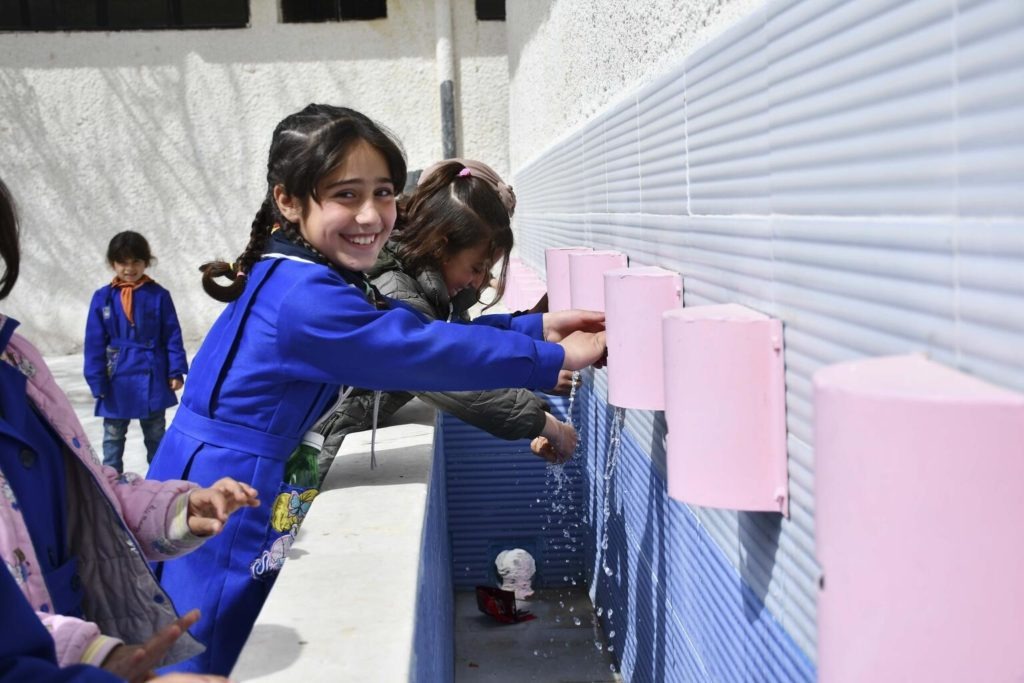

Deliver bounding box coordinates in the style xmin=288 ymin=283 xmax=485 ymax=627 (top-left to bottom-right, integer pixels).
xmin=455 ymin=587 xmax=621 ymax=683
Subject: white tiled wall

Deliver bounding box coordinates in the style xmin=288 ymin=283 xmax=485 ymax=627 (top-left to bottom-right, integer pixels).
xmin=511 ymin=0 xmax=1024 ymax=662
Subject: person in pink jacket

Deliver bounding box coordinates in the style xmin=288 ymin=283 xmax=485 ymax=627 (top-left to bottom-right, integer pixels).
xmin=0 ymin=177 xmax=258 ymax=682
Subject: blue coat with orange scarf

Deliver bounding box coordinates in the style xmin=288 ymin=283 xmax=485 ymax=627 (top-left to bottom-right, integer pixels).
xmin=83 ymin=280 xmax=187 ymax=419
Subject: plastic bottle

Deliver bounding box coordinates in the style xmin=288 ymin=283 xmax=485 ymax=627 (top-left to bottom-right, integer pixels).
xmin=283 ymin=430 xmax=324 ymax=489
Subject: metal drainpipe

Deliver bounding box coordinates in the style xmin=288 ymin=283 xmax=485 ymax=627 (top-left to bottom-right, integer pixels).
xmin=435 ymin=0 xmax=457 ymax=159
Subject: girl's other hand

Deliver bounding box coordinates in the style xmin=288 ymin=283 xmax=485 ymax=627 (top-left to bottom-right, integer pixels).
xmin=531 ymin=414 xmax=577 ymax=464
xmin=557 ymin=330 xmax=607 ymax=371
xmin=168 ymin=377 xmax=184 ymax=391
xmin=102 ymin=610 xmax=201 ymax=683
xmin=543 ymin=369 xmax=576 ymax=396
xmin=186 ymin=477 xmax=260 ymax=537
xmin=542 ymin=309 xmax=605 ymax=342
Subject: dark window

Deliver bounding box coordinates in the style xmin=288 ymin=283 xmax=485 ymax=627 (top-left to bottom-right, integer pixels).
xmin=0 ymin=0 xmax=249 ymax=31
xmin=475 ymin=0 xmax=504 ymax=21
xmin=281 ymin=0 xmax=386 ymax=23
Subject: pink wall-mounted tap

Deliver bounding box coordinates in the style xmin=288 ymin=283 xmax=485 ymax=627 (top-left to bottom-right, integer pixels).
xmin=814 ymin=354 xmax=1024 ymax=682
xmin=568 ymin=250 xmax=628 ymax=312
xmin=604 ymin=265 xmax=682 ymax=410
xmin=545 ymin=247 xmax=592 ymax=312
xmin=663 ymin=303 xmax=788 ymax=516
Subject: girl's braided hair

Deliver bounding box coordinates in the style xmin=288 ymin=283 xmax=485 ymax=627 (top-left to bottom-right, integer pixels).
xmin=201 ymin=104 xmax=407 ymax=302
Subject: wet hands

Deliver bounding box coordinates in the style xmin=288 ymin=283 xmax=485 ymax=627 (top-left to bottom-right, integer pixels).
xmin=557 ymin=330 xmax=607 ymax=371
xmin=531 ymin=413 xmax=578 ymax=464
xmin=100 ymin=610 xmax=231 ymax=683
xmin=542 ymin=309 xmax=605 ymax=342
xmin=186 ymin=477 xmax=260 ymax=537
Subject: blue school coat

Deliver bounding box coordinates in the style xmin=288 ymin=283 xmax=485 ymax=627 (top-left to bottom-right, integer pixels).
xmin=83 ymin=281 xmax=188 ymax=419
xmin=0 ymin=566 xmax=121 ymax=682
xmin=147 ymin=250 xmax=561 ymax=675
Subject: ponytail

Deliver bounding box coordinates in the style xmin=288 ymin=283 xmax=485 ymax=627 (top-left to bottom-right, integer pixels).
xmin=200 ymin=195 xmax=276 ymax=302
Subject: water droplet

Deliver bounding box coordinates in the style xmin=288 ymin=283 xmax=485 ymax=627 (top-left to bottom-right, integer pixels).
xmin=533 ymin=650 xmax=539 ymax=656
xmin=610 ymin=664 xmax=617 ymax=673
xmin=595 ymin=642 xmax=604 ymax=651
xmin=609 ymin=630 xmax=616 ymax=638
xmin=573 ymin=616 xmax=581 ymax=626
xmin=608 ymin=645 xmax=615 ymax=652
xmin=607 ymin=609 xmax=614 ymax=618
xmin=603 ymin=565 xmax=613 ymax=576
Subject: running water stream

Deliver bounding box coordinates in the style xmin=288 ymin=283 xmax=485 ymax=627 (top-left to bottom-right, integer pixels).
xmin=593 ymin=405 xmax=626 ymax=673
xmin=544 ymin=370 xmax=582 ymax=579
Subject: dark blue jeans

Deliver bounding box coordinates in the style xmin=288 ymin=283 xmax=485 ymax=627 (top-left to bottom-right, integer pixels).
xmin=101 ymin=411 xmax=166 ymax=472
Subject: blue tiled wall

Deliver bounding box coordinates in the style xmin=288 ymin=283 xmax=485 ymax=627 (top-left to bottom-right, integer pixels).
xmin=442 ymin=395 xmax=587 ymax=590
xmin=578 ymin=380 xmax=816 ymax=682
xmin=410 ymin=431 xmax=454 ymax=683
xmin=440 ymin=380 xmax=815 ymax=681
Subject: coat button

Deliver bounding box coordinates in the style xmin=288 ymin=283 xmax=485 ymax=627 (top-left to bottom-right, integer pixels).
xmin=19 ymin=448 xmax=35 ymax=468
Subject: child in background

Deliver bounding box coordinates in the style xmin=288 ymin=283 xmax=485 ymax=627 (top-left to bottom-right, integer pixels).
xmin=84 ymin=232 xmax=188 ymax=472
xmin=315 ymin=158 xmax=579 ymax=481
xmin=146 ymin=103 xmax=606 ymax=675
xmin=0 ymin=177 xmax=259 ymax=681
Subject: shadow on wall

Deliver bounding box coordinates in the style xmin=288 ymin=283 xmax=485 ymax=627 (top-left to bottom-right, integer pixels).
xmin=0 ymin=66 xmax=250 ymax=351
xmin=739 ymin=510 xmax=781 ymax=623
xmin=504 ymin=0 xmax=555 ymax=80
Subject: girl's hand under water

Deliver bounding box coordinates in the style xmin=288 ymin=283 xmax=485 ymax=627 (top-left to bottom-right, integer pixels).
xmin=532 ymin=414 xmax=578 ymax=464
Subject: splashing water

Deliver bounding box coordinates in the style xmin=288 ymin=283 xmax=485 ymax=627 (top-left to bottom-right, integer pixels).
xmin=543 ymin=371 xmax=585 ymax=589
xmin=566 ymin=370 xmax=581 ymax=428
xmin=598 ymin=407 xmax=626 ymax=581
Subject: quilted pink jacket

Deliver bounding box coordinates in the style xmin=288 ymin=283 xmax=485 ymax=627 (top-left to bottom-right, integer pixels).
xmin=0 ymin=315 xmax=205 ymax=668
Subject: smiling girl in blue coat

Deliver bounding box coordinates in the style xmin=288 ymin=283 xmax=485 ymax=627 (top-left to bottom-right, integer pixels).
xmin=145 ymin=103 xmax=606 ymax=675
xmin=84 ymin=232 xmax=188 ymax=472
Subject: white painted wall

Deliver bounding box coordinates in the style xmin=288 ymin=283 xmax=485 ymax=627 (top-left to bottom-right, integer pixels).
xmin=505 ymin=0 xmax=763 ymax=171
xmin=0 ymin=0 xmax=509 ymax=354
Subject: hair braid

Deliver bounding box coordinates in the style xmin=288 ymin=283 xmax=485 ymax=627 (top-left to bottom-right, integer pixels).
xmin=200 ymin=196 xmax=277 ymax=302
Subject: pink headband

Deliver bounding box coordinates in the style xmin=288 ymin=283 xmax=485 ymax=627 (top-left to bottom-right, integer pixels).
xmin=458 ymin=167 xmax=472 ymax=177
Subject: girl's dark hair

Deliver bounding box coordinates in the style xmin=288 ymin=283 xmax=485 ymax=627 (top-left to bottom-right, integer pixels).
xmin=0 ymin=178 xmax=19 ymax=300
xmin=107 ymin=231 xmax=155 ymax=267
xmin=393 ymin=161 xmax=513 ymax=308
xmin=202 ymin=104 xmax=407 ymax=302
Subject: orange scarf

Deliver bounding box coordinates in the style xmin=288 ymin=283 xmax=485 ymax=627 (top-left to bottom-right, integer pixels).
xmin=110 ymin=275 xmax=153 ymax=326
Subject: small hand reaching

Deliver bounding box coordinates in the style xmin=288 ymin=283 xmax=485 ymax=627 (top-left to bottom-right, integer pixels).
xmin=544 ymin=369 xmax=576 ymax=396
xmin=102 ymin=610 xmax=202 ymax=683
xmin=187 ymin=477 xmax=260 ymax=537
xmin=557 ymin=330 xmax=607 ymax=371
xmin=531 ymin=414 xmax=578 ymax=464
xmin=542 ymin=309 xmax=605 ymax=342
